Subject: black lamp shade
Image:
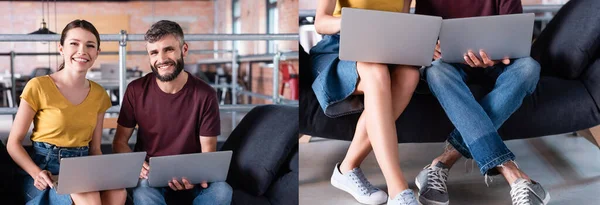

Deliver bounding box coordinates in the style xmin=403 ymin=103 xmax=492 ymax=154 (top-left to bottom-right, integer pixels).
xmin=29 ymin=27 xmax=56 ymax=34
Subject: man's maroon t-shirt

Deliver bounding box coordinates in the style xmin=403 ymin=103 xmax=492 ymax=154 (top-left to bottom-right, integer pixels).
xmin=415 ymin=0 xmax=523 ymax=18
xmin=118 ymin=71 xmax=220 ymax=159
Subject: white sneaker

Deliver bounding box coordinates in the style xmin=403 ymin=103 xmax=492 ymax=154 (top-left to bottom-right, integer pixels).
xmin=387 ymin=189 xmax=419 ymax=205
xmin=330 ymin=163 xmax=388 ymax=205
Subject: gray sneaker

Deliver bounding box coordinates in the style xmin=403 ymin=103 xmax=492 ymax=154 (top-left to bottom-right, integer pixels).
xmin=330 ymin=163 xmax=388 ymax=204
xmin=510 ymin=178 xmax=550 ymax=205
xmin=415 ymin=162 xmax=450 ymax=205
xmin=387 ymin=189 xmax=418 ymax=205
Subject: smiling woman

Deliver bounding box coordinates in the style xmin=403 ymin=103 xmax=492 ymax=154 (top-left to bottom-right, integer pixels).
xmin=57 ymin=20 xmax=101 ymax=72
xmin=5 ymin=19 xmax=126 ymax=205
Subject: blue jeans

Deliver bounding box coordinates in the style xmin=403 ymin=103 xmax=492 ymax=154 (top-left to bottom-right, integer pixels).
xmin=425 ymin=57 xmax=540 ymax=175
xmin=22 ymin=142 xmax=89 ymax=205
xmin=131 ymin=179 xmax=232 ymax=205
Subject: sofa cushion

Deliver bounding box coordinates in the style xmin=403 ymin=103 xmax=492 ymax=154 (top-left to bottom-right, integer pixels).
xmin=222 ymin=105 xmax=299 ymax=196
xmin=531 ymin=0 xmax=600 ymax=79
xmin=288 ymin=148 xmax=299 ymax=172
xmin=265 ymin=171 xmax=298 ymax=205
xmin=265 ymin=146 xmax=298 ymax=205
xmin=231 ymin=190 xmax=271 ymax=205
xmin=581 ymin=58 xmax=600 ymax=111
xmin=0 ymin=142 xmax=25 ymax=203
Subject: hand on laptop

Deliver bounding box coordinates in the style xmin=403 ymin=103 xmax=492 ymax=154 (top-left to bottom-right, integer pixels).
xmin=33 ymin=170 xmax=54 ymax=190
xmin=464 ymin=50 xmax=510 ymax=68
xmin=168 ymin=177 xmax=205 ymax=191
xmin=140 ymin=161 xmax=150 ymax=179
xmin=433 ymin=40 xmax=442 ymax=60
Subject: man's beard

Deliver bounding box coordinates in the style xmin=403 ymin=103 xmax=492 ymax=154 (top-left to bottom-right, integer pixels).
xmin=151 ymin=56 xmax=184 ymax=82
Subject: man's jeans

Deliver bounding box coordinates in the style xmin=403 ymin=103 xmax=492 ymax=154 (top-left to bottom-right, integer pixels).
xmin=425 ymin=57 xmax=540 ymax=175
xmin=132 ymin=179 xmax=232 ymax=205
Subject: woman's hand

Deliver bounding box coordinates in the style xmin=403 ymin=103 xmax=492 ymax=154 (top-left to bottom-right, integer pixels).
xmin=33 ymin=170 xmax=54 ymax=190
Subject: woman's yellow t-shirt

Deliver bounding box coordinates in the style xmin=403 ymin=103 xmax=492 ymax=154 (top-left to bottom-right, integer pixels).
xmin=333 ymin=0 xmax=405 ymax=17
xmin=20 ymin=76 xmax=112 ymax=147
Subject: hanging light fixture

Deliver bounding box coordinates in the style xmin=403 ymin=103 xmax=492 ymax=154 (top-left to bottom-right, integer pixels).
xmin=29 ymin=0 xmax=56 ymax=34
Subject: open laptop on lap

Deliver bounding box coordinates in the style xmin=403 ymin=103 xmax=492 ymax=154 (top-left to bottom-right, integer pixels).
xmin=148 ymin=151 xmax=233 ymax=187
xmin=54 ymin=152 xmax=146 ymax=194
xmin=439 ymin=13 xmax=535 ymax=63
xmin=339 ymin=7 xmax=442 ymax=66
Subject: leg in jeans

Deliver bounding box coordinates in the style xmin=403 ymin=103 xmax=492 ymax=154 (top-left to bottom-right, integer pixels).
xmin=132 ymin=179 xmax=167 ymax=205
xmin=426 ymin=59 xmax=518 ymax=175
xmin=421 ymin=58 xmax=547 ymax=205
xmin=445 ymin=57 xmax=540 ymax=172
xmin=191 ymin=182 xmax=233 ymax=205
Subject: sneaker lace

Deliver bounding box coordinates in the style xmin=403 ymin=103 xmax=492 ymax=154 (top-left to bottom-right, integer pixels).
xmin=350 ymin=168 xmax=378 ymax=195
xmin=390 ymin=190 xmax=418 ymax=205
xmin=510 ymin=180 xmax=531 ymax=205
xmin=426 ymin=165 xmax=449 ymax=193
xmin=399 ymin=191 xmax=418 ymax=205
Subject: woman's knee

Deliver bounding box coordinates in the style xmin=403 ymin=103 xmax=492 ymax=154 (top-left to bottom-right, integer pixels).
xmin=391 ymin=65 xmax=420 ymax=86
xmin=356 ymin=62 xmax=391 ymax=90
xmin=71 ymin=191 xmax=101 ymax=205
xmin=101 ymin=189 xmax=127 ymax=204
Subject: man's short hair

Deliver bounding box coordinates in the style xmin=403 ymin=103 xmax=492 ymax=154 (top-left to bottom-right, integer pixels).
xmin=145 ymin=20 xmax=185 ymax=46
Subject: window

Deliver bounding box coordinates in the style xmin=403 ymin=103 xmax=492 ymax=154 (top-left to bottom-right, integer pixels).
xmin=267 ymin=0 xmax=278 ymax=53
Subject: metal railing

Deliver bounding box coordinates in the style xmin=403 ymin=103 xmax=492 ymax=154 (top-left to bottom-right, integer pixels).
xmin=0 ymin=32 xmax=299 ymax=108
xmin=196 ymin=51 xmax=299 ymax=104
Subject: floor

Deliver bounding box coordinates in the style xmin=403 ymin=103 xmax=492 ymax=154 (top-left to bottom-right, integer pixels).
xmin=300 ymin=134 xmax=600 ymax=205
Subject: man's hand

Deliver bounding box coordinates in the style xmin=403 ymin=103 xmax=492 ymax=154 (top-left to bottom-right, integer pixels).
xmin=463 ymin=50 xmax=510 ymax=68
xmin=139 ymin=161 xmax=149 ymax=179
xmin=433 ymin=40 xmax=441 ymax=60
xmin=168 ymin=178 xmax=199 ymax=191
xmin=33 ymin=170 xmax=54 ymax=190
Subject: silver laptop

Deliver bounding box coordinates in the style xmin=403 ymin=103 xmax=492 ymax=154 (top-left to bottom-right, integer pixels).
xmin=148 ymin=151 xmax=233 ymax=187
xmin=439 ymin=13 xmax=535 ymax=63
xmin=339 ymin=7 xmax=442 ymax=66
xmin=100 ymin=63 xmax=120 ymax=80
xmin=55 ymin=152 xmax=147 ymax=194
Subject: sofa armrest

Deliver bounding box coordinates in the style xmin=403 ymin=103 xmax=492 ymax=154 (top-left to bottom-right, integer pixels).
xmin=531 ymin=0 xmax=600 ymax=79
xmin=581 ymin=58 xmax=600 ymax=112
xmin=222 ymin=105 xmax=299 ymax=196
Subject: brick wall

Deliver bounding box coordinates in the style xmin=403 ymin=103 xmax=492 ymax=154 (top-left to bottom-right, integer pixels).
xmin=0 ymin=1 xmax=215 ymax=75
xmin=0 ymin=0 xmax=298 ymax=105
xmin=277 ymin=0 xmax=299 ymax=102
xmin=215 ymin=0 xmax=299 ymax=104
